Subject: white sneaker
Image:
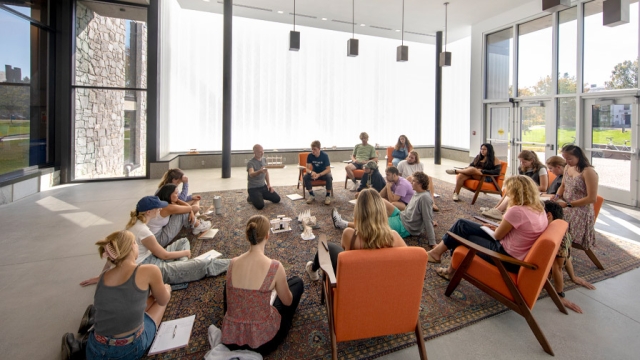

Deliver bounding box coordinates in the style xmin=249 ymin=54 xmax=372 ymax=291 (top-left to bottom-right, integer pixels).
xmin=306 ymin=195 xmax=315 ymax=204
xmin=482 ymin=208 xmax=504 ymax=221
xmin=306 ymin=261 xmax=320 ymax=281
xmin=446 ymin=169 xmax=456 ymax=175
xmin=324 ymin=196 xmax=331 ymax=205
xmin=331 ymin=208 xmax=348 ymax=229
xmin=192 ymin=220 xmax=212 ymax=235
xmin=479 ymin=207 xmax=489 ymax=212
xmin=452 ymin=193 xmax=460 ymax=201
xmin=350 ymin=181 xmax=359 ymax=191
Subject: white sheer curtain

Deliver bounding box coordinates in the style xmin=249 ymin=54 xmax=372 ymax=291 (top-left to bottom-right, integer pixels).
xmin=161 ymin=1 xmax=470 ymax=153
xmin=442 ymin=36 xmax=471 ymax=149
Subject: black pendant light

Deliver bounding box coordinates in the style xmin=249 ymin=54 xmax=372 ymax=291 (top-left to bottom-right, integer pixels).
xmin=347 ymin=0 xmax=359 ymax=57
xmin=397 ymin=0 xmax=408 ymax=62
xmin=290 ymin=0 xmax=300 ymax=51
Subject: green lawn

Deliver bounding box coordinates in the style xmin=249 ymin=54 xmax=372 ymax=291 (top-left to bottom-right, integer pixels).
xmin=522 ymin=128 xmax=632 ymax=150
xmin=0 ymin=120 xmax=30 ymax=137
xmin=0 ymin=139 xmax=30 ymax=175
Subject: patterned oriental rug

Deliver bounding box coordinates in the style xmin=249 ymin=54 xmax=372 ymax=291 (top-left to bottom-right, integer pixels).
xmin=146 ymin=179 xmax=640 ymax=360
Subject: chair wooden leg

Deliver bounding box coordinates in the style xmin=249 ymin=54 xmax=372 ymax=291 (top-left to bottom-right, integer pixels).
xmin=471 ymin=189 xmax=481 ymax=205
xmin=330 ymin=327 xmax=338 ymax=360
xmin=521 ymin=304 xmax=555 ymax=356
xmin=584 ymin=248 xmax=604 ymax=270
xmin=544 ymin=279 xmax=568 ymax=314
xmin=414 ymin=319 xmax=428 ymax=360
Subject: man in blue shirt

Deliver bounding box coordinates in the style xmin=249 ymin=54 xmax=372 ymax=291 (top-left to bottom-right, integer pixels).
xmin=304 ymin=140 xmax=333 ymax=205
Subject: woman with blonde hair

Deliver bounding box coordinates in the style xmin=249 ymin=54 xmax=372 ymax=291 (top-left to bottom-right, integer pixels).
xmin=221 ymin=215 xmax=303 ymax=355
xmin=428 ymin=175 xmax=548 ymax=279
xmin=157 ymin=168 xmax=201 ymax=213
xmin=391 ymin=135 xmax=413 ymax=167
xmin=544 ymin=155 xmax=566 ymax=195
xmin=79 ymin=196 xmax=229 ymax=287
xmin=63 ymin=230 xmax=171 ymax=359
xmin=306 ymin=189 xmax=407 ymax=280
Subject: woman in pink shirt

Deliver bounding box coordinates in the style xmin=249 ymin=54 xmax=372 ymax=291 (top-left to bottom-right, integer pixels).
xmin=427 ymin=175 xmax=547 ymax=279
xmin=221 ymin=215 xmax=303 ymax=355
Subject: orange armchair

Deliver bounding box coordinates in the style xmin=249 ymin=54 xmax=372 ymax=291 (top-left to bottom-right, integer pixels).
xmin=318 ymin=237 xmax=428 ymax=360
xmin=571 ymin=195 xmax=605 ymax=270
xmin=444 ymin=220 xmax=569 ymax=355
xmin=297 ymin=152 xmax=327 ymax=199
xmin=461 ymin=160 xmax=508 ymax=204
xmin=386 ymin=146 xmax=394 ymax=168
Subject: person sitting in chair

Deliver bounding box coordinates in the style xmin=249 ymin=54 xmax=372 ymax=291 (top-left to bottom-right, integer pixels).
xmin=304 ymin=140 xmax=333 ymax=205
xmin=345 ymin=132 xmax=378 ymax=191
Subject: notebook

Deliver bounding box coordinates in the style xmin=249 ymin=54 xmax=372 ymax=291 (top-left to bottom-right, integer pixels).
xmin=286 ymin=194 xmax=304 ymax=201
xmin=148 ymin=315 xmax=196 ymax=355
xmin=195 ymin=249 xmax=222 ymax=261
xmin=199 ymin=229 xmax=218 ymax=240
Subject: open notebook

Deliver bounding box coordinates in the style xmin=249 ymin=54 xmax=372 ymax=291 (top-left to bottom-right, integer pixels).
xmin=148 ymin=315 xmax=196 ymax=355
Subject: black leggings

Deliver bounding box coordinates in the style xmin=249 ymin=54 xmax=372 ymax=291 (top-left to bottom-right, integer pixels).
xmin=311 ymin=242 xmax=343 ymax=273
xmin=223 ymin=276 xmax=304 ymax=355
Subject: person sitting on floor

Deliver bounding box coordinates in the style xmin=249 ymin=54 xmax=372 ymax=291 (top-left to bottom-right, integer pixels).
xmin=221 ymin=215 xmax=303 ymax=356
xmin=79 ymin=196 xmax=230 ymax=286
xmin=427 ymin=175 xmax=548 ymax=280
xmin=332 ymin=172 xmax=436 ymax=247
xmin=152 ymin=184 xmax=211 ymax=247
xmin=304 ymin=140 xmax=333 ymax=205
xmin=355 ymin=160 xmax=386 ymax=198
xmin=380 ymin=166 xmax=414 ymax=211
xmin=445 ymin=143 xmax=502 ymax=201
xmin=397 ymin=151 xmax=439 ymax=212
xmin=157 ymin=168 xmax=201 ymax=214
xmin=247 ymin=144 xmax=281 ymax=210
xmin=544 ymin=200 xmax=595 ymax=314
xmin=62 ymin=229 xmax=171 ymax=360
xmin=483 ymin=150 xmax=548 ymax=219
xmin=306 ymin=188 xmax=407 ymax=281
xmin=345 ymin=132 xmax=378 ymax=191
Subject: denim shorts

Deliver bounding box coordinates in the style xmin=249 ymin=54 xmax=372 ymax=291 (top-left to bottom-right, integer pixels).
xmin=86 ymin=313 xmax=157 ymax=360
xmin=388 ymin=208 xmax=411 ymax=238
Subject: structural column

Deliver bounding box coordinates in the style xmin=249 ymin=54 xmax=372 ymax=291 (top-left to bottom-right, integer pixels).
xmin=434 ymin=31 xmax=443 ymax=165
xmin=221 ymin=0 xmax=232 ymax=178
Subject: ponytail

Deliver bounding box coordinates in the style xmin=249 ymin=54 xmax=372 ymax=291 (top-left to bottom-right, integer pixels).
xmin=126 ymin=210 xmax=147 ymax=229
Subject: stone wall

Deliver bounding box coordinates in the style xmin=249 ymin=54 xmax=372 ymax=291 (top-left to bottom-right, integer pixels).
xmin=74 ymin=3 xmax=147 ymax=179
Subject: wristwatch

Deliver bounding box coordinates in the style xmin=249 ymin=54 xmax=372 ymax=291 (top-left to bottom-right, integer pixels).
xmin=557 ymin=291 xmax=565 ymax=298
xmin=566 ymin=202 xmax=572 ymax=208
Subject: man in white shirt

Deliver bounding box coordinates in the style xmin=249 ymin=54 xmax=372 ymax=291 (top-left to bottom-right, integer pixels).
xmin=397 ymin=151 xmax=439 ymax=212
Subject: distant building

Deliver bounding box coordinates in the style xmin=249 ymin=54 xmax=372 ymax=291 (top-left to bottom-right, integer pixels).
xmin=5 ymin=65 xmax=22 ymax=83
xmin=0 ymin=71 xmax=5 ymax=82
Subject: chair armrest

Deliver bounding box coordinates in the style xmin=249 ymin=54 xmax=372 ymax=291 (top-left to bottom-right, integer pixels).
xmin=446 ymin=231 xmax=537 ymax=270
xmin=298 ymin=165 xmax=307 ymax=170
xmin=317 ymin=234 xmax=336 ymax=286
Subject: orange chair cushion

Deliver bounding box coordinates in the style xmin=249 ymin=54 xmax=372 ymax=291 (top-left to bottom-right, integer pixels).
xmin=463 ymin=179 xmax=500 ymax=192
xmin=450 ymin=220 xmax=567 ymax=309
xmin=387 ymin=147 xmax=394 ymax=167
xmin=332 ymin=247 xmax=427 ymax=342
xmin=353 ymin=169 xmax=364 ymax=180
xmin=547 ymin=172 xmax=556 ymax=190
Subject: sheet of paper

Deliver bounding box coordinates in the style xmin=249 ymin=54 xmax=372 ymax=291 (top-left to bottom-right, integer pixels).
xmin=148 ymin=315 xmax=196 ymax=355
xmin=480 ymin=226 xmax=497 ymax=240
xmin=348 ymin=199 xmax=357 ymax=205
xmin=199 ymin=228 xmax=218 ymax=240
xmin=195 ymin=249 xmax=222 ymax=261
xmin=270 ymin=289 xmax=277 ymax=306
xmin=286 ymin=194 xmax=303 ymax=200
xmin=473 ymin=215 xmax=500 ymax=227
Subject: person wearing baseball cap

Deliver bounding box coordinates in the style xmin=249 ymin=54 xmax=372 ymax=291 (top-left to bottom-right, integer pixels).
xmin=355 ymin=161 xmax=386 ymax=198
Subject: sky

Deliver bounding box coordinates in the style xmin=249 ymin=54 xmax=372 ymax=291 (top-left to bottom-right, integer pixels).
xmin=0 ymin=6 xmax=31 ymax=77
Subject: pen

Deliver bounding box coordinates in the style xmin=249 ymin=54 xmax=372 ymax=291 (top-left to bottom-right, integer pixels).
xmin=172 ymin=325 xmax=177 ymax=338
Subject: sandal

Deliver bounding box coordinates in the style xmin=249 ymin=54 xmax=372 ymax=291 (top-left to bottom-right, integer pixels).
xmin=427 ymin=252 xmax=441 ymax=264
xmin=435 ymin=267 xmax=452 ymax=281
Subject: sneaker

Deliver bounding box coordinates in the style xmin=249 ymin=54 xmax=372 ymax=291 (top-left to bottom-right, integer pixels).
xmin=446 ymin=169 xmax=456 ymax=175
xmin=452 ymin=193 xmax=460 ymax=201
xmin=306 ymin=195 xmax=315 ymax=204
xmin=306 ymin=261 xmax=320 ymax=281
xmin=192 ymin=220 xmax=212 ymax=235
xmin=78 ymin=304 xmax=96 ymax=335
xmin=331 ymin=208 xmax=348 ymax=229
xmin=324 ymin=196 xmax=331 ymax=205
xmin=479 ymin=207 xmax=489 ymax=212
xmin=482 ymin=208 xmax=504 ymax=221
xmin=350 ymin=181 xmax=359 ymax=191
xmin=61 ymin=333 xmax=80 ymax=360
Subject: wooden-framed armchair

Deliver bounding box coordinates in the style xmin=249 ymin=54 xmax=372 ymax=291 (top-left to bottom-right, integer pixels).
xmin=386 ymin=146 xmax=394 ymax=167
xmin=571 ymin=195 xmax=605 ymax=270
xmin=297 ymin=152 xmax=327 ymax=199
xmin=444 ymin=220 xmax=569 ymax=356
xmin=317 ymin=237 xmax=428 ymax=360
xmin=461 ymin=160 xmax=508 ymax=204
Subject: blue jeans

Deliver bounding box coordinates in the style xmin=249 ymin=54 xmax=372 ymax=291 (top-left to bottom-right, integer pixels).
xmin=442 ymin=219 xmax=520 ymax=273
xmin=86 ymin=313 xmax=157 ymax=360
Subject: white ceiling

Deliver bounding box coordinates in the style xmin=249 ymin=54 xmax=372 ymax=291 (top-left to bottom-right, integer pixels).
xmin=177 ymin=0 xmax=535 ymax=44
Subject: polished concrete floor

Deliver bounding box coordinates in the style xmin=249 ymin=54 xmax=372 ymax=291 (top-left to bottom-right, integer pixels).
xmin=0 ymin=159 xmax=639 ymax=359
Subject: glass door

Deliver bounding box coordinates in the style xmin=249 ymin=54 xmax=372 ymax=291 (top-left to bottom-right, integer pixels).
xmin=486 ymin=104 xmax=513 ymax=172
xmin=584 ymin=97 xmax=638 ymax=206
xmin=514 ymin=101 xmax=553 ymax=174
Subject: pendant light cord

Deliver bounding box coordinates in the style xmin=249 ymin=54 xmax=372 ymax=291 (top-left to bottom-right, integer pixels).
xmin=293 ymin=0 xmax=296 ymax=31
xmin=444 ymin=2 xmax=448 ymax=52
xmin=401 ymin=0 xmax=404 ymax=45
xmin=352 ymin=0 xmax=355 ymax=38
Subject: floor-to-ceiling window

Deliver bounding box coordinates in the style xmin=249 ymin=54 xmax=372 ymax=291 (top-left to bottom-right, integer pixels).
xmin=0 ymin=1 xmax=52 ymax=178
xmin=72 ymin=0 xmax=147 ymax=180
